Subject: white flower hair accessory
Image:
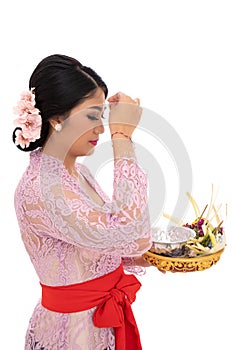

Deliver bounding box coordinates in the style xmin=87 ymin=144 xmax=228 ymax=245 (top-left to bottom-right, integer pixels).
xmin=13 ymin=88 xmax=42 ymax=148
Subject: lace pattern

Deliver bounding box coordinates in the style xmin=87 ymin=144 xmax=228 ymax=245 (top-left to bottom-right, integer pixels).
xmin=14 ymin=149 xmax=152 ymax=349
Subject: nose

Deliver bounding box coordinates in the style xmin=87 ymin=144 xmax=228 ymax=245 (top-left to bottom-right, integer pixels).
xmin=94 ymin=120 xmax=105 ymax=135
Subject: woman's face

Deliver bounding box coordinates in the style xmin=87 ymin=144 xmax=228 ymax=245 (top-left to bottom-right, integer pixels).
xmin=51 ymin=88 xmax=106 ymax=159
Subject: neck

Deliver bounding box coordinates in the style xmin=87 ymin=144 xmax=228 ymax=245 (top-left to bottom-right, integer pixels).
xmin=42 ymin=133 xmax=77 ymax=174
xmin=63 ymin=155 xmax=78 ymax=175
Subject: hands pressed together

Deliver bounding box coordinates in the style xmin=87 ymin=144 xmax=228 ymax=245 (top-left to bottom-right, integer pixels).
xmin=107 ymin=92 xmax=142 ymax=140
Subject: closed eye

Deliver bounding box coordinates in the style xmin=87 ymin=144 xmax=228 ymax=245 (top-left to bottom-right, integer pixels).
xmin=87 ymin=113 xmax=105 ymax=120
xmin=87 ymin=105 xmax=106 ymax=120
xmin=87 ymin=115 xmax=99 ymax=121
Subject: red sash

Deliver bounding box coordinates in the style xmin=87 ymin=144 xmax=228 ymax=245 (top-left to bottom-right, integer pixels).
xmin=40 ymin=264 xmax=142 ymax=350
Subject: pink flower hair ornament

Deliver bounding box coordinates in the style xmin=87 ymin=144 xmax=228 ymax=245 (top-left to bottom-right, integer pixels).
xmin=13 ymin=88 xmax=42 ymax=148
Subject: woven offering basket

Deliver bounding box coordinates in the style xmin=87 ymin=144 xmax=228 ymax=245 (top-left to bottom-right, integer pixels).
xmin=142 ymin=248 xmax=225 ymax=273
xmin=145 ymin=186 xmax=227 ymax=272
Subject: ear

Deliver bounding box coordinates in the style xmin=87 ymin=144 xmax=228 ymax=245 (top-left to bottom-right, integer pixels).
xmin=48 ymin=117 xmax=62 ymax=129
xmin=48 ymin=119 xmax=57 ymax=129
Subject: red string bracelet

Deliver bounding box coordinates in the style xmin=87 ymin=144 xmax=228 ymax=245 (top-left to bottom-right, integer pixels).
xmin=111 ymin=131 xmax=132 ymax=142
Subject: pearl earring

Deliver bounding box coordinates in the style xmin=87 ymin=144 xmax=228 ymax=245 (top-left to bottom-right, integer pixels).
xmin=55 ymin=124 xmax=62 ymax=132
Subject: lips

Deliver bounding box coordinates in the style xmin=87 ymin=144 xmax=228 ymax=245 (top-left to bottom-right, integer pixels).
xmin=89 ymin=140 xmax=98 ymax=146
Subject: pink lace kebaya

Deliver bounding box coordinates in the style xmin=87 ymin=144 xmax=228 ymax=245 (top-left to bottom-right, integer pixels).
xmin=14 ymin=148 xmax=152 ymax=349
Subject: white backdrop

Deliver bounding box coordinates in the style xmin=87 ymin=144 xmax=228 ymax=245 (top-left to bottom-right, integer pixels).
xmin=0 ymin=0 xmax=232 ymax=349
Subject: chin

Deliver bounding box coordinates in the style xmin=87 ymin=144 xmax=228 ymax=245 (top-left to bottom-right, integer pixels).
xmin=78 ymin=149 xmax=94 ymax=157
xmin=86 ymin=148 xmax=95 ymax=156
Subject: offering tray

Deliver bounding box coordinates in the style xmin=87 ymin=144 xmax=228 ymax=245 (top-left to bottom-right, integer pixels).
xmin=142 ymin=248 xmax=225 ymax=273
xmin=145 ymin=187 xmax=227 ymax=272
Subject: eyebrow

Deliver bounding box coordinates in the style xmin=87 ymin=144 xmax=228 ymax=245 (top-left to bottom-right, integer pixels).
xmin=89 ymin=105 xmax=106 ymax=112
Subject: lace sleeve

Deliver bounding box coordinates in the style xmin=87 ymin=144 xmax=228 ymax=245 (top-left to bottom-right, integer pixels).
xmin=121 ymin=257 xmax=146 ymax=275
xmin=37 ymin=156 xmax=152 ymax=256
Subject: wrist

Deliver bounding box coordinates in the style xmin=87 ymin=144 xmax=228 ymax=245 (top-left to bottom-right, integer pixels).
xmin=111 ymin=131 xmax=132 ymax=142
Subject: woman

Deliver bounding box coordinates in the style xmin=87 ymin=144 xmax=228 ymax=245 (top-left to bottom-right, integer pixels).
xmin=13 ymin=54 xmax=152 ymax=350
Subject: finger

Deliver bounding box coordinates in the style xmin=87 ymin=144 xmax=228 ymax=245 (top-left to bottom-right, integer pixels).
xmin=134 ymin=98 xmax=140 ymax=105
xmin=107 ymin=95 xmax=117 ymax=103
xmin=107 ymin=92 xmax=124 ymax=103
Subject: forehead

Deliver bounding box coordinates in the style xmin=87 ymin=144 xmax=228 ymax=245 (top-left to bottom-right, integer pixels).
xmin=81 ymin=88 xmax=105 ymax=109
xmin=69 ymin=88 xmax=105 ymax=117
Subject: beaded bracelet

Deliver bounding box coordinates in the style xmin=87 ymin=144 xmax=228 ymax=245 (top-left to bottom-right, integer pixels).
xmin=111 ymin=131 xmax=132 ymax=142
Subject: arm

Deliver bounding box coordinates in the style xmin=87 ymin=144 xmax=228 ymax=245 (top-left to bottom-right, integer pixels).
xmin=121 ymin=256 xmax=152 ymax=276
xmin=37 ymin=152 xmax=151 ymax=256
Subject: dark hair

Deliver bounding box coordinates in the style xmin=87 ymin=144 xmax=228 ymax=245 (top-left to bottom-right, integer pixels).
xmin=12 ymin=54 xmax=108 ymax=151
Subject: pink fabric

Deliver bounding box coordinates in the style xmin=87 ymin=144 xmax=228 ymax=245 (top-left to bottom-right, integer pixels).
xmin=41 ymin=264 xmax=142 ymax=350
xmin=14 ymin=148 xmax=151 ymax=349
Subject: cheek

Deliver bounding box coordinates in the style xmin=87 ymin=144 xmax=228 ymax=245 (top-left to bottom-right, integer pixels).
xmin=70 ymin=131 xmax=91 ymax=151
xmin=69 ymin=137 xmax=94 ymax=157
xmin=64 ymin=118 xmax=92 ymax=143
